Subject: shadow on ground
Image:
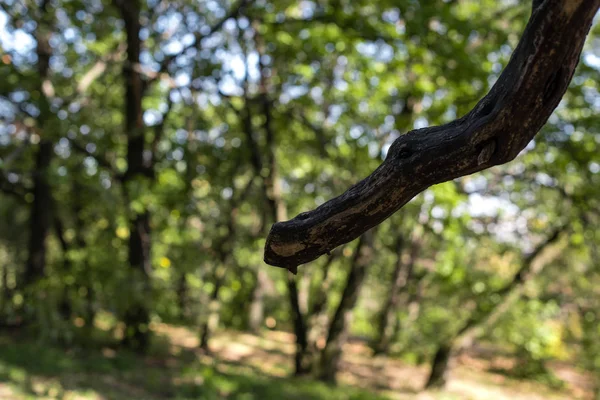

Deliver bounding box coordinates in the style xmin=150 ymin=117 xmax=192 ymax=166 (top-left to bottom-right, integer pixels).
xmin=0 ymin=322 xmax=594 ymax=400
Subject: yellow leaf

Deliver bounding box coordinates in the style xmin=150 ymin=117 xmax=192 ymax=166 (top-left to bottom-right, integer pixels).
xmin=116 ymin=227 xmax=129 ymax=239
xmin=159 ymin=257 xmax=171 ymax=268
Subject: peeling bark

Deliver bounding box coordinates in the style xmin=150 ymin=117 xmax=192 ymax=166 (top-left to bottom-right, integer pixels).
xmin=264 ymin=0 xmax=600 ymax=269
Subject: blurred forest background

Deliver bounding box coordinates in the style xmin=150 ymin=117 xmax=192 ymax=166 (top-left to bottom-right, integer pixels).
xmin=0 ymin=0 xmax=599 ymax=399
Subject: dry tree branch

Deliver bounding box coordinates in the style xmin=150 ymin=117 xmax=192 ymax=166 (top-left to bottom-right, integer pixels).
xmin=264 ymin=0 xmax=600 ymax=271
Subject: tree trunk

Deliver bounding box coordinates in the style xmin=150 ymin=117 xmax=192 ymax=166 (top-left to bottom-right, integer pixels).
xmin=199 ymin=271 xmax=224 ymax=351
xmin=248 ymin=269 xmax=266 ymax=333
xmin=197 ymin=175 xmax=252 ymax=349
xmin=177 ymin=273 xmax=189 ymax=321
xmin=24 ymin=142 xmax=53 ymax=290
xmin=54 ymin=217 xmax=72 ymax=320
xmin=1 ymin=264 xmax=9 ymax=317
xmin=425 ymin=343 xmax=452 ymax=389
xmin=72 ymin=181 xmax=95 ymax=328
xmin=287 ymin=274 xmax=310 ymax=375
xmin=264 ymin=0 xmax=600 ymax=269
xmin=236 ymin=54 xmax=271 ymax=335
xmin=117 ymin=0 xmax=152 ymax=352
xmin=373 ymin=232 xmax=421 ymax=354
xmin=298 ymin=253 xmax=339 ymax=373
xmin=24 ymin=0 xmax=53 ymax=293
xmin=317 ymin=231 xmax=375 ymax=383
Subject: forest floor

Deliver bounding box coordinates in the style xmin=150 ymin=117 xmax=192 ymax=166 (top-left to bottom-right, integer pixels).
xmin=0 ymin=320 xmax=594 ymax=400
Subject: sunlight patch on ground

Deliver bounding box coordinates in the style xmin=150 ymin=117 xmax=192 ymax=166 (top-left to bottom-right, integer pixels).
xmin=1 ymin=322 xmax=594 ymax=400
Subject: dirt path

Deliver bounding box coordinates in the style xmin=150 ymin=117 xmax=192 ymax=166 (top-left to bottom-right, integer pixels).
xmin=154 ymin=324 xmax=594 ymax=400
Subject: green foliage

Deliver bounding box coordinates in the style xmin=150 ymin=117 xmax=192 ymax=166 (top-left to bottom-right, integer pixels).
xmin=0 ymin=0 xmax=598 ymax=397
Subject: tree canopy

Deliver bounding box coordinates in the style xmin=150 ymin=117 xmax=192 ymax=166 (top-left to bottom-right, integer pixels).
xmin=0 ymin=0 xmax=599 ymax=398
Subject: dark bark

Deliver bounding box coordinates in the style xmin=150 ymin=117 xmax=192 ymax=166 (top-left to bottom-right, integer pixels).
xmin=287 ymin=273 xmax=310 ymax=375
xmin=24 ymin=0 xmax=53 ymax=289
xmin=425 ymin=343 xmax=453 ymax=389
xmin=235 ymin=53 xmax=273 ymax=334
xmin=176 ymin=116 xmax=198 ymax=324
xmin=116 ymin=0 xmax=152 ymax=352
xmin=317 ymin=231 xmax=375 ymax=382
xmin=456 ymin=225 xmax=565 ymax=339
xmin=373 ymin=232 xmax=421 ymax=354
xmin=264 ymin=0 xmax=600 ymax=269
xmin=24 ymin=142 xmax=53 ymax=287
xmin=177 ymin=273 xmax=189 ymax=321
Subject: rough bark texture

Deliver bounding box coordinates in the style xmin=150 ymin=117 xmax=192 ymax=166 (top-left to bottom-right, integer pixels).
xmin=264 ymin=0 xmax=600 ymax=270
xmin=317 ymin=231 xmax=375 ymax=382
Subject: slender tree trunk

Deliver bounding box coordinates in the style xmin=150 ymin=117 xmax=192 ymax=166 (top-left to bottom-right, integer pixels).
xmin=116 ymin=0 xmax=152 ymax=352
xmin=54 ymin=217 xmax=72 ymax=320
xmin=255 ymin=35 xmax=312 ymax=374
xmin=199 ymin=268 xmax=225 ymax=351
xmin=317 ymin=231 xmax=376 ymax=383
xmin=177 ymin=273 xmax=189 ymax=321
xmin=287 ymin=273 xmax=310 ymax=375
xmin=248 ymin=269 xmax=266 ymax=333
xmin=24 ymin=142 xmax=53 ymax=289
xmin=198 ymin=176 xmax=252 ymax=349
xmin=1 ymin=264 xmax=9 ymax=317
xmin=24 ymin=1 xmax=53 ymax=294
xmin=72 ymin=182 xmax=95 ymax=328
xmin=372 ymin=232 xmax=422 ymax=354
xmin=375 ymin=230 xmax=423 ymax=354
xmin=302 ymin=254 xmax=338 ymax=371
xmin=263 ymin=1 xmax=600 ymax=269
xmin=425 ymin=343 xmax=452 ymax=389
xmin=298 ymin=272 xmax=311 ymax=317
